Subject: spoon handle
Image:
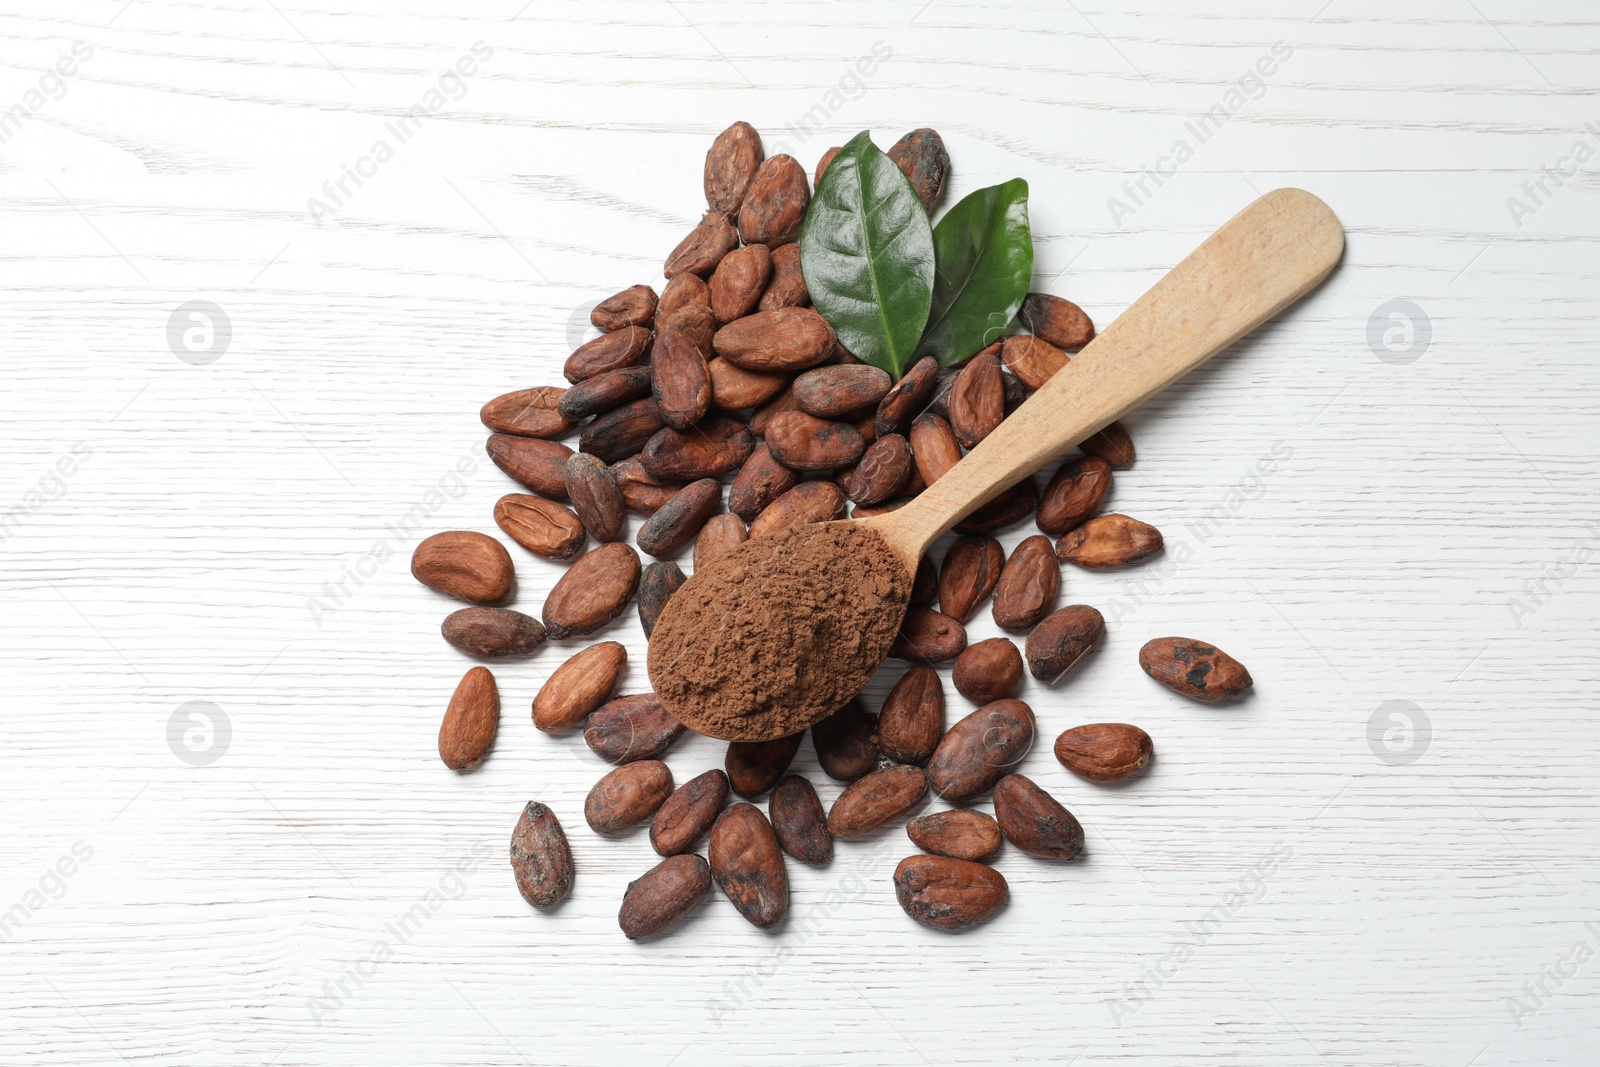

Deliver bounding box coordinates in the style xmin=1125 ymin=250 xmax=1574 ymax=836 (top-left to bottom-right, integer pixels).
xmin=870 ymin=187 xmax=1343 ymax=564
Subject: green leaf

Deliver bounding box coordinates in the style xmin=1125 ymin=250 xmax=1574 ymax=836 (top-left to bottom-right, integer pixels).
xmin=799 ymin=131 xmax=936 ymax=379
xmin=919 ymin=178 xmax=1034 ymax=366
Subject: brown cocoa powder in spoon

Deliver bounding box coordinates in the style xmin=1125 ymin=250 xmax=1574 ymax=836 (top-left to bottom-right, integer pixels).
xmin=647 ymin=522 xmax=911 ymax=740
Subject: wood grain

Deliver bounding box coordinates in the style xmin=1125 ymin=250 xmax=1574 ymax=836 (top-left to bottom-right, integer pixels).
xmin=1 ymin=2 xmax=1597 ymax=1065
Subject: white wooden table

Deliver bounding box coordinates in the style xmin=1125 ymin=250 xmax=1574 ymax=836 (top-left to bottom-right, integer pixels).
xmin=2 ymin=2 xmax=1596 ymax=1064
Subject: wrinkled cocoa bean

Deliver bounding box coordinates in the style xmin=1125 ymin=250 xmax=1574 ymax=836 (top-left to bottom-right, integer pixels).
xmin=637 ymin=560 xmax=686 ymax=638
xmin=1025 ymin=605 xmax=1105 ymax=682
xmin=811 ymin=698 xmax=879 ymax=782
xmin=693 ymin=512 xmax=748 ymax=571
xmin=487 ymin=434 xmax=573 ymax=499
xmin=655 ymin=273 xmax=712 ymax=329
xmin=738 ymin=154 xmax=810 ymax=247
xmin=1054 ymin=723 xmax=1153 ymax=782
xmin=707 ymin=357 xmax=790 ymax=411
xmin=438 ymin=666 xmax=499 ymax=771
xmin=794 ymin=364 xmax=892 ymax=420
xmin=651 ymin=326 xmax=712 ymax=432
xmin=1079 ymin=419 xmax=1134 ymax=468
xmin=441 ymin=606 xmax=547 ymax=659
xmin=759 ymin=242 xmax=809 ymax=311
xmin=875 ymin=356 xmax=940 ymax=437
xmin=565 ymin=453 xmax=625 ymax=543
xmin=533 ymin=641 xmax=625 ymax=732
xmin=828 ymin=765 xmax=928 ymax=838
xmin=836 ymin=433 xmax=911 ymax=506
xmin=909 ymin=413 xmax=962 ymax=487
xmin=558 ymin=366 xmax=654 ymax=422
xmin=886 ymin=128 xmax=949 ymax=210
xmin=726 ymin=731 xmax=804 ymax=798
xmin=636 ymin=477 xmax=720 ymax=559
xmin=993 ymin=774 xmax=1084 ymax=859
xmin=493 ymin=494 xmax=586 ymax=561
xmin=580 ymin=398 xmax=666 ymax=464
xmin=709 ymin=243 xmax=772 ymax=323
xmin=1000 ymin=334 xmax=1068 ymax=390
xmin=1056 ymin=514 xmax=1163 ymax=568
xmin=1138 ymin=637 xmax=1252 ymax=704
xmin=889 ymin=608 xmax=967 ymax=662
xmin=585 ymin=693 xmax=686 ymax=763
xmin=926 ymin=699 xmax=1035 ymax=801
xmin=412 ymin=531 xmax=514 ymax=603
xmin=709 ymin=803 xmax=788 ymax=929
xmin=665 ymin=210 xmax=739 ymax=279
xmin=952 ymin=481 xmax=1038 ymax=535
xmin=639 ymin=416 xmax=755 ymax=481
xmin=704 ymin=120 xmax=763 ymax=215
xmin=948 ymin=353 xmax=1004 ymax=448
xmin=951 ymin=638 xmax=1024 ymax=704
xmin=510 ymin=801 xmax=573 ymax=911
xmin=938 ymin=536 xmax=1004 ymax=623
xmin=764 ymin=411 xmax=865 ymax=472
xmin=1037 ymin=455 xmax=1111 ymax=536
xmin=906 ymin=810 xmax=1002 ymax=863
xmin=542 ymin=542 xmax=640 ymax=638
xmin=893 ymin=854 xmax=1007 ymax=930
xmin=650 ymin=768 xmax=730 ymax=856
xmin=481 ymin=386 xmax=574 ymax=439
xmin=611 ymin=458 xmax=682 ymax=516
xmin=878 ymin=665 xmax=945 ymax=765
xmin=713 ymin=307 xmax=835 ymax=373
xmin=565 ymin=325 xmax=652 ymax=383
xmin=769 ymin=775 xmax=832 ymax=864
xmin=748 ymin=480 xmax=847 ymax=538
xmin=619 ymin=853 xmax=711 ymax=940
xmin=585 ymin=759 xmax=674 ymax=835
xmin=593 ymin=284 xmax=659 ymax=332
xmin=1019 ymin=292 xmax=1095 ymax=351
xmin=991 ymin=534 xmax=1060 ymax=632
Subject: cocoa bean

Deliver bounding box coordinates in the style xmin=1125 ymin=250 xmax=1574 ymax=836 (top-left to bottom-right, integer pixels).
xmin=1056 ymin=513 xmax=1163 ymax=568
xmin=487 ymin=434 xmax=572 ymax=499
xmin=1055 ymin=723 xmax=1153 ymax=782
xmin=991 ymin=534 xmax=1060 ymax=632
xmin=893 ymin=854 xmax=1007 ymax=930
xmin=749 ymin=383 xmax=801 ymax=435
xmin=926 ymin=699 xmax=1035 ymax=801
xmin=1025 ymin=605 xmax=1104 ymax=682
xmin=953 ymin=481 xmax=1038 ymax=535
xmin=709 ymin=803 xmax=788 ymax=929
xmin=655 ymin=272 xmax=712 ymax=329
xmin=664 ymin=210 xmax=739 ymax=279
xmin=441 ymin=607 xmax=547 ymax=659
xmin=564 ymin=324 xmax=652 ymax=383
xmin=480 ymin=386 xmax=574 ymax=439
xmin=493 ymin=494 xmax=586 ymax=561
xmin=948 ymin=353 xmax=1004 ymax=448
xmin=713 ymin=307 xmax=835 ymax=373
xmin=660 ymin=303 xmax=716 ymax=356
xmin=707 ymin=357 xmax=790 ymax=411
xmin=533 ymin=642 xmax=626 ymax=732
xmin=748 ymin=480 xmax=846 ymax=538
xmin=558 ymin=366 xmax=654 ymax=422
xmin=938 ymin=536 xmax=1004 ymax=623
xmin=875 ymin=356 xmax=940 ymax=437
xmin=758 ymin=242 xmax=809 ymax=311
xmin=906 ymin=810 xmax=1002 ymax=863
xmin=637 ymin=560 xmax=686 ymax=638
xmin=1019 ymin=292 xmax=1095 ymax=351
xmin=704 ymin=120 xmax=763 ymax=215
xmin=827 ymin=765 xmax=927 ymax=838
xmin=650 ymin=769 xmax=729 ymax=856
xmin=510 ymin=801 xmax=573 ymax=911
xmin=836 ymin=433 xmax=911 ymax=506
xmin=709 ymin=243 xmax=772 ymax=323
xmin=725 ymin=731 xmax=804 ymax=798
xmin=580 ymin=398 xmax=665 ymax=464
xmin=923 ymin=369 xmax=958 ymax=421
xmin=764 ymin=411 xmax=864 ymax=472
xmin=909 ymin=413 xmax=961 ymax=487
xmin=951 ymin=638 xmax=1024 ymax=704
xmin=910 ymin=556 xmax=938 ymax=607
xmin=639 ymin=416 xmax=755 ymax=480
xmin=727 ymin=445 xmax=799 ymax=522
xmin=810 ymin=698 xmax=878 ymax=782
xmin=1036 ymin=455 xmax=1111 ymax=536
xmin=794 ymin=364 xmax=892 ymax=420
xmin=585 ymin=693 xmax=686 ymax=763
xmin=542 ymin=542 xmax=641 ymax=638
xmin=889 ymin=607 xmax=967 ymax=662
xmin=769 ymin=775 xmax=832 ymax=864
xmin=886 ymin=128 xmax=949 ymax=210
xmin=586 ymin=760 xmax=674 ymax=835
xmin=565 ymin=453 xmax=625 ymax=543
xmin=636 ymin=477 xmax=720 ymax=558
xmin=738 ymin=154 xmax=809 ymax=247
xmin=611 ymin=458 xmax=682 ymax=516
xmin=592 ymin=284 xmax=659 ymax=332
xmin=993 ymin=774 xmax=1084 ymax=859
xmin=851 ymin=499 xmax=910 ymax=519
xmin=1000 ymin=335 xmax=1068 ymax=390
xmin=814 ymin=146 xmax=840 ymax=185
xmin=619 ymin=854 xmax=711 ymax=940
xmin=1079 ymin=419 xmax=1134 ymax=468
xmin=878 ymin=665 xmax=944 ymax=765
xmin=1138 ymin=637 xmax=1252 ymax=704
xmin=650 ymin=326 xmax=712 ymax=431
xmin=1002 ymin=369 xmax=1027 ymax=414
xmin=438 ymin=666 xmax=498 ymax=771
xmin=411 ymin=531 xmax=514 ymax=603
xmin=693 ymin=512 xmax=748 ymax=571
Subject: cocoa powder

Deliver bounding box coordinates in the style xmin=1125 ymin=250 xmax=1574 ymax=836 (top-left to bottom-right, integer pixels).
xmin=647 ymin=522 xmax=910 ymax=739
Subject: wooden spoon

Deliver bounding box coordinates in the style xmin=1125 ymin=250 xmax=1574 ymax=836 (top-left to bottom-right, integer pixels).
xmin=649 ymin=188 xmax=1343 ymax=741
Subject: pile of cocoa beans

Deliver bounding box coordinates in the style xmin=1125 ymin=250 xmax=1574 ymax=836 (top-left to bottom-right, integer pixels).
xmin=415 ymin=122 xmax=1254 ymax=938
